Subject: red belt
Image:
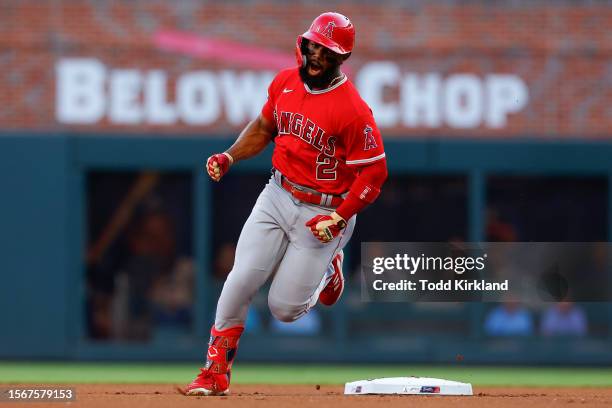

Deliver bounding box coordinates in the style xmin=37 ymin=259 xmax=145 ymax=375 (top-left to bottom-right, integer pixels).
xmin=278 ymin=174 xmax=344 ymax=208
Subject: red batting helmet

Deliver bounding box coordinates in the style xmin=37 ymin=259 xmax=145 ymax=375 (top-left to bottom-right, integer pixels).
xmin=296 ymin=12 xmax=355 ymax=67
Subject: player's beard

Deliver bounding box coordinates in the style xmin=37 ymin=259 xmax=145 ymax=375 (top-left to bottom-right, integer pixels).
xmin=299 ymin=62 xmax=342 ymax=90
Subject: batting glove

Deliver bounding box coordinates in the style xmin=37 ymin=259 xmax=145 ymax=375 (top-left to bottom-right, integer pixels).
xmin=206 ymin=152 xmax=234 ymax=182
xmin=306 ymin=212 xmax=347 ymax=243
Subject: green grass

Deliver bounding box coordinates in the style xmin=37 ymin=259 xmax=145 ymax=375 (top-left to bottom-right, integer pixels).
xmin=0 ymin=362 xmax=611 ymax=386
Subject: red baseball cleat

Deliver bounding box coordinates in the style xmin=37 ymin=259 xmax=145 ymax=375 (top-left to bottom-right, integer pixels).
xmin=185 ymin=368 xmax=230 ymax=396
xmin=319 ymin=250 xmax=345 ymax=306
xmin=184 ymin=325 xmax=244 ymax=396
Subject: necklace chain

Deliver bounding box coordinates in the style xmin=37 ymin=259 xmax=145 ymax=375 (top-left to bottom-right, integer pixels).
xmin=329 ymin=73 xmax=345 ymax=87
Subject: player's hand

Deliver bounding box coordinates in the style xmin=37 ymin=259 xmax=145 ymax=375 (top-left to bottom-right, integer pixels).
xmin=206 ymin=153 xmax=233 ymax=182
xmin=306 ymin=212 xmax=347 ymax=243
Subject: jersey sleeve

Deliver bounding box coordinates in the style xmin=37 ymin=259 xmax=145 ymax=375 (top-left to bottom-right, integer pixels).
xmin=343 ymin=112 xmax=386 ymax=167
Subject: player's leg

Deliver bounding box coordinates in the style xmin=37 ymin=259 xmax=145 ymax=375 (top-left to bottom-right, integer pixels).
xmin=267 ymin=209 xmax=355 ymax=322
xmin=186 ymin=181 xmax=290 ymax=396
xmin=214 ymin=202 xmax=289 ymax=330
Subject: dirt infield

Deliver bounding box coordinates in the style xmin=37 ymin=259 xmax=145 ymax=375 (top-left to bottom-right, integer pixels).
xmin=8 ymin=384 xmax=612 ymax=408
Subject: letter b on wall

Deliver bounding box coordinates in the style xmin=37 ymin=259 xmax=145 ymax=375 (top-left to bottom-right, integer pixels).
xmin=56 ymin=59 xmax=106 ymax=124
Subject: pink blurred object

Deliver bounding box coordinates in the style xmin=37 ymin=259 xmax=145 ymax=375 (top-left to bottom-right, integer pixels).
xmin=154 ymin=30 xmax=294 ymax=70
xmin=154 ymin=30 xmax=352 ymax=76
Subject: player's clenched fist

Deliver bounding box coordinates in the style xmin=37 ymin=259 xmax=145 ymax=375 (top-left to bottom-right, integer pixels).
xmin=306 ymin=212 xmax=347 ymax=243
xmin=206 ymin=152 xmax=234 ymax=182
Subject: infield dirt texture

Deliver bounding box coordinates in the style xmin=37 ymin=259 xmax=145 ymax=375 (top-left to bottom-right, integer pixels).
xmin=2 ymin=363 xmax=612 ymax=408
xmin=6 ymin=384 xmax=611 ymax=408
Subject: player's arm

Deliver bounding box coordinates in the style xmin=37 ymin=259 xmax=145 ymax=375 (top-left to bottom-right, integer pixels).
xmin=335 ymin=158 xmax=388 ymax=220
xmin=206 ymin=114 xmax=276 ymax=182
xmin=226 ymin=114 xmax=276 ymax=163
xmin=306 ymin=159 xmax=388 ymax=242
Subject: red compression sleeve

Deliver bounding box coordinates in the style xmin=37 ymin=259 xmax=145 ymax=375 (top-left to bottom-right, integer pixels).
xmin=335 ymin=158 xmax=388 ymax=221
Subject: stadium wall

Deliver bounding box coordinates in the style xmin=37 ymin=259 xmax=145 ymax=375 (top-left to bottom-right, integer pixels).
xmin=1 ymin=135 xmax=611 ymax=363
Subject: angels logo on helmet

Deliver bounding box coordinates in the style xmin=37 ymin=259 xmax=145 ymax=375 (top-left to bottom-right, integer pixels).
xmin=320 ymin=21 xmax=336 ymax=38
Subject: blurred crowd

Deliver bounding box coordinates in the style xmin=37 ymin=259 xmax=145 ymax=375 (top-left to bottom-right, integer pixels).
xmin=86 ymin=172 xmax=194 ymax=341
xmin=484 ymin=302 xmax=588 ymax=337
xmin=85 ymin=172 xmax=608 ymax=342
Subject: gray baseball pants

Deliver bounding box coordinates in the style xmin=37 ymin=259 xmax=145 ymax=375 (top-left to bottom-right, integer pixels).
xmin=214 ymin=172 xmax=355 ymax=330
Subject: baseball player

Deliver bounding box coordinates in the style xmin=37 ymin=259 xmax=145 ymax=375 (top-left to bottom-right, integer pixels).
xmin=185 ymin=12 xmax=387 ymax=396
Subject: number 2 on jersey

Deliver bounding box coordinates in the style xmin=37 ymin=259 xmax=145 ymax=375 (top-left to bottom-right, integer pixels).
xmin=316 ymin=153 xmax=338 ymax=180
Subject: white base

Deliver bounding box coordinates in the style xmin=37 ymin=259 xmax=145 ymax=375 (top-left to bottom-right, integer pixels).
xmin=344 ymin=377 xmax=473 ymax=396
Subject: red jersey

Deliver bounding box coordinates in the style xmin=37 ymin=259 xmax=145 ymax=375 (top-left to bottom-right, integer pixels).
xmin=261 ymin=68 xmax=385 ymax=195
